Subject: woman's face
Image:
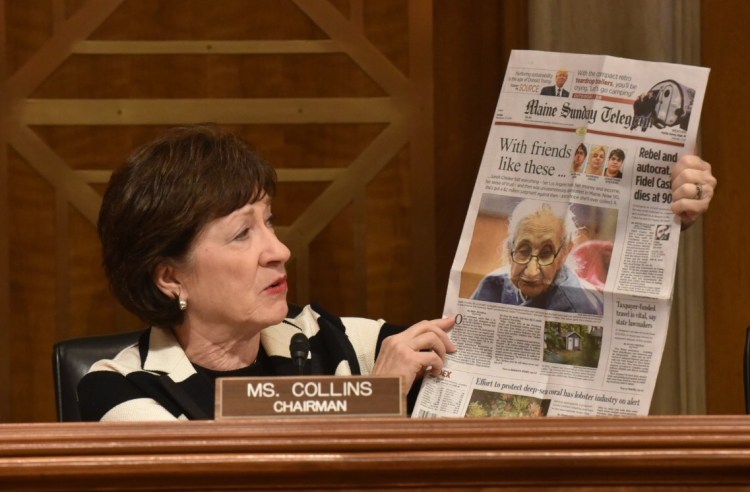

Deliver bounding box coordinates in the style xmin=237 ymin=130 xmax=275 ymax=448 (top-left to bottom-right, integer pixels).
xmin=509 ymin=213 xmax=567 ymax=300
xmin=588 ymin=149 xmax=605 ymax=173
xmin=175 ymin=197 xmax=291 ymax=334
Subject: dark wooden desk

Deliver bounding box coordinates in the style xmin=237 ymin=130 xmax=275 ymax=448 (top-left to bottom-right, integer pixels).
xmin=1 ymin=415 xmax=749 ymax=490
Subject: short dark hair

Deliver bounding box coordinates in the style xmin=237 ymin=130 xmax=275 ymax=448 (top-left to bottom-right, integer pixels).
xmin=576 ymin=143 xmax=588 ymax=157
xmin=609 ymin=148 xmax=625 ymax=161
xmin=98 ymin=124 xmax=277 ymax=327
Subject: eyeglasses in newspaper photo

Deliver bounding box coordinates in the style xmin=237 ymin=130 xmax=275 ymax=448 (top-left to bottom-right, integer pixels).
xmin=510 ymin=242 xmax=564 ymax=266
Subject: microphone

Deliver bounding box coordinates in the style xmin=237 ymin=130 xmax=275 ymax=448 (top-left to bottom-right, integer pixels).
xmin=289 ymin=332 xmax=310 ymax=375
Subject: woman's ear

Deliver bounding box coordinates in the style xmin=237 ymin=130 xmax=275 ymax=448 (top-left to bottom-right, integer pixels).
xmin=153 ymin=260 xmax=182 ymax=299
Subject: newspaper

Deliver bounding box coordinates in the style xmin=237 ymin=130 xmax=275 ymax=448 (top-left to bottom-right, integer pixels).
xmin=413 ymin=50 xmax=710 ymax=418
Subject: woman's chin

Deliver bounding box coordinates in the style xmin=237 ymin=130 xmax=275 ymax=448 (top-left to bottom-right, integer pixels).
xmin=249 ymin=299 xmax=290 ymax=327
xmin=519 ymin=285 xmax=545 ymax=300
xmin=269 ymin=299 xmax=290 ymax=322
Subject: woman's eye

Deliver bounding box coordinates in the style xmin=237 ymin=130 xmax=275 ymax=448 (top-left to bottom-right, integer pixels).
xmin=234 ymin=228 xmax=250 ymax=240
xmin=266 ymin=215 xmax=275 ymax=230
xmin=516 ymin=246 xmax=531 ymax=256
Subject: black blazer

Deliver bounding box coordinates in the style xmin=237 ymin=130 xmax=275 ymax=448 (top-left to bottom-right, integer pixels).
xmin=540 ymin=85 xmax=569 ymax=97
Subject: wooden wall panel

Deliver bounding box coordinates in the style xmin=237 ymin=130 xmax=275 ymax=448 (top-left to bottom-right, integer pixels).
xmin=433 ymin=0 xmax=528 ymax=307
xmin=701 ymin=0 xmax=750 ymax=414
xmin=0 ymin=0 xmax=527 ymax=422
xmin=7 ymin=150 xmax=58 ymax=423
xmin=0 ymin=0 xmax=432 ymax=422
xmin=0 ymin=0 xmax=9 ymax=423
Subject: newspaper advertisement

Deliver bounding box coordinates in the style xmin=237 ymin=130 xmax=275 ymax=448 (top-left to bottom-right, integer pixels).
xmin=413 ymin=50 xmax=710 ymax=418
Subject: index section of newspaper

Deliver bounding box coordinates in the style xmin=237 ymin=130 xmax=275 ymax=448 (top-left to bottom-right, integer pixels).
xmin=413 ymin=50 xmax=709 ymax=418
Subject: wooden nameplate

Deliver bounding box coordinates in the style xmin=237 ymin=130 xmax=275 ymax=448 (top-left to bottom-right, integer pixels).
xmin=215 ymin=375 xmax=404 ymax=419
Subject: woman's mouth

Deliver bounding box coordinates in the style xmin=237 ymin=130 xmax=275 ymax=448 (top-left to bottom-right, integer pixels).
xmin=264 ymin=276 xmax=288 ymax=295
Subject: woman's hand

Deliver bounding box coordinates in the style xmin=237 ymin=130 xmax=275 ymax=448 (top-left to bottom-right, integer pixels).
xmin=372 ymin=317 xmax=457 ymax=397
xmin=671 ymin=155 xmax=717 ymax=229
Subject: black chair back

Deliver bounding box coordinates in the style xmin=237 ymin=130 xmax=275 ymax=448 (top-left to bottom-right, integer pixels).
xmin=52 ymin=330 xmax=142 ymax=422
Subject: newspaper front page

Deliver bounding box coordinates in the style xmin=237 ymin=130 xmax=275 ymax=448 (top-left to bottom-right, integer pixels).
xmin=413 ymin=50 xmax=710 ymax=418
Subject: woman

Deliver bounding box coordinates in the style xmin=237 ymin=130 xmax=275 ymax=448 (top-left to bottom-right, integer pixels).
xmin=470 ymin=200 xmax=604 ymax=315
xmin=585 ymin=145 xmax=606 ymax=176
xmin=78 ymin=125 xmax=455 ymax=421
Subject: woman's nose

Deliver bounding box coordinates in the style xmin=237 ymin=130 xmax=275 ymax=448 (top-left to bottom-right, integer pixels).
xmin=261 ymin=229 xmax=291 ymax=265
xmin=524 ymin=258 xmax=541 ymax=276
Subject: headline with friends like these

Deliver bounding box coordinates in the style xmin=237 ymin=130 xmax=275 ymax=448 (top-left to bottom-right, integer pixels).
xmin=412 ymin=50 xmax=709 ymax=418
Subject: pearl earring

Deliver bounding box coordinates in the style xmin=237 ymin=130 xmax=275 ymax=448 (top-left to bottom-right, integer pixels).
xmin=179 ymin=298 xmax=187 ymax=311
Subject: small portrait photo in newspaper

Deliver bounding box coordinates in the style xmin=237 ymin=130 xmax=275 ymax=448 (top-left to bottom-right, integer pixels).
xmin=603 ymin=148 xmax=625 ymax=179
xmin=539 ymin=68 xmax=570 ymax=97
xmin=571 ymin=143 xmax=587 ymax=174
xmin=460 ymin=195 xmax=618 ymax=316
xmin=655 ymin=224 xmax=671 ymax=241
xmin=585 ymin=144 xmax=607 ymax=176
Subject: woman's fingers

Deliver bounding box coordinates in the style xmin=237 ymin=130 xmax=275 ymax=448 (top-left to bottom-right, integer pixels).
xmin=671 ymin=155 xmax=717 ymax=228
xmin=373 ymin=316 xmax=456 ymax=390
